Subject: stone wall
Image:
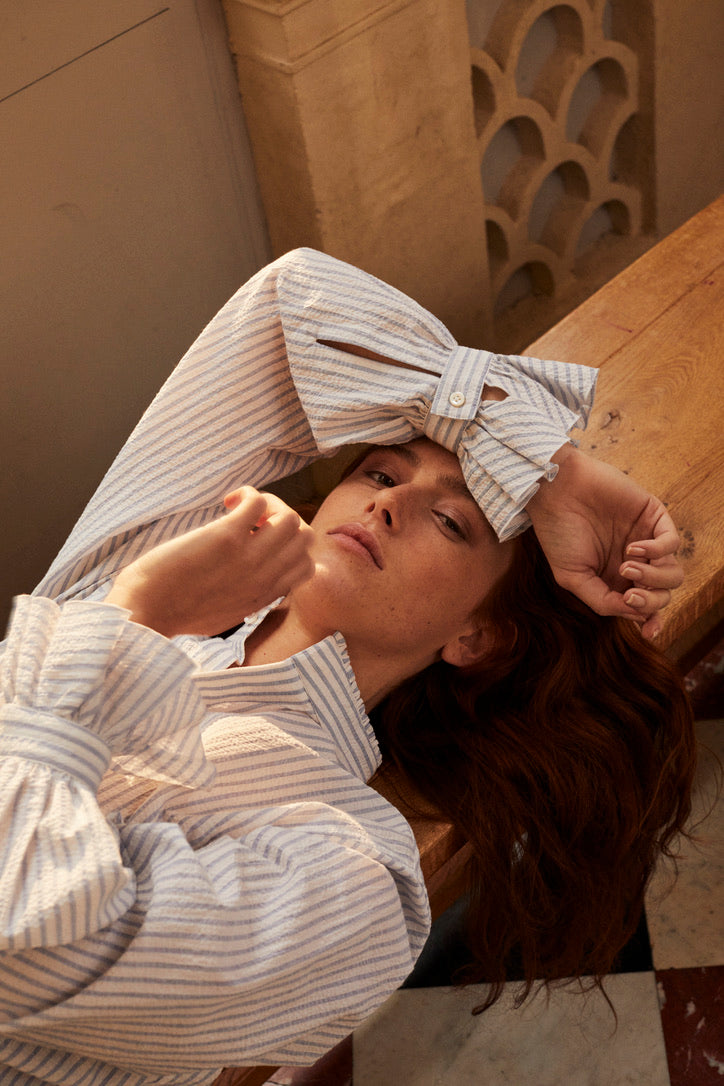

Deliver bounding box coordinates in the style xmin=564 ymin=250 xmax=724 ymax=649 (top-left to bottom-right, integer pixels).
xmin=222 ymin=0 xmax=492 ymax=344
xmin=222 ymin=0 xmax=723 ymax=350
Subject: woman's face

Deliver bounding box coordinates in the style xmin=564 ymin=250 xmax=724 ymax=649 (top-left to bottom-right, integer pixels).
xmin=292 ymin=439 xmax=513 ymax=676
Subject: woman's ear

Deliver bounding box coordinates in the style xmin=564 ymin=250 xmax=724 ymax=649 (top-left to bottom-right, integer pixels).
xmin=441 ymin=625 xmax=491 ymax=668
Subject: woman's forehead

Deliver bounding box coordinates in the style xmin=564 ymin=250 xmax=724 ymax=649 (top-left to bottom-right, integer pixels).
xmin=370 ymin=438 xmax=467 ymax=481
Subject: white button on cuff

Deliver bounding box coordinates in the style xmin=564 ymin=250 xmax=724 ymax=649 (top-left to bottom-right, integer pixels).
xmin=448 ymin=391 xmax=466 ymax=407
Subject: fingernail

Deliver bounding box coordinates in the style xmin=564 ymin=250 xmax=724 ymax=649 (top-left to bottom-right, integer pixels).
xmin=625 ymin=592 xmax=645 ymax=608
xmin=621 ymin=565 xmax=640 ymax=579
xmin=627 ymin=545 xmax=646 ymax=556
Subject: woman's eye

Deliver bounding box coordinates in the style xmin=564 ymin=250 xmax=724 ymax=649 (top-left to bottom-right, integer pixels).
xmin=437 ymin=512 xmax=465 ymax=538
xmin=367 ymin=470 xmax=396 ymax=488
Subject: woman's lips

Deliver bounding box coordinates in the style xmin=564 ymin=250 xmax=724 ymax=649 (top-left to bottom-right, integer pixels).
xmin=327 ymin=524 xmax=384 ymax=568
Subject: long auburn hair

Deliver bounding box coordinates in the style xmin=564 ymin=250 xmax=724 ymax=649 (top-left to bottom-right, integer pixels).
xmin=370 ymin=527 xmax=696 ymax=1010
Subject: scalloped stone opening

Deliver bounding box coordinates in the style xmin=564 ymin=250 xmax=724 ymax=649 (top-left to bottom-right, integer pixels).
xmin=472 ymin=64 xmax=496 ymax=137
xmin=528 ymin=160 xmax=590 ymax=254
xmin=486 ymin=218 xmax=509 ymax=276
xmin=515 ymin=5 xmax=585 ymax=116
xmin=495 ymin=260 xmax=555 ymax=314
xmin=566 ymin=57 xmax=628 ymax=152
xmin=601 ymin=0 xmax=614 ymax=39
xmin=574 ymin=199 xmax=631 ymax=264
xmin=481 ymin=116 xmax=546 ymax=215
xmin=610 ymin=113 xmax=642 ymax=186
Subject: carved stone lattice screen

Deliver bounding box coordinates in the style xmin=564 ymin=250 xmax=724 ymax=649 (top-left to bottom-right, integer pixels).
xmin=467 ymin=0 xmax=648 ymax=336
xmin=221 ymin=0 xmax=703 ymax=353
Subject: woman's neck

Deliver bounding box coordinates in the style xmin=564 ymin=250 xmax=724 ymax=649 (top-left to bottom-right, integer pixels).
xmin=241 ymin=603 xmax=423 ymax=712
xmin=241 ymin=602 xmax=322 ymax=668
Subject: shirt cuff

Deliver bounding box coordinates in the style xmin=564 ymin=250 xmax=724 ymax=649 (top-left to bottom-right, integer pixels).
xmin=1 ymin=596 xmax=215 ymax=790
xmin=276 ymin=248 xmax=597 ymax=541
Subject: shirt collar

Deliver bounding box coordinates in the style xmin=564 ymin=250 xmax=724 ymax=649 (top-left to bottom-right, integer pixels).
xmin=191 ymin=630 xmax=381 ymax=782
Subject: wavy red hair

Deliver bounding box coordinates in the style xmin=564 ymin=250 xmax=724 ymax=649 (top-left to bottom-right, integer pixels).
xmin=371 ymin=528 xmax=696 ymax=1009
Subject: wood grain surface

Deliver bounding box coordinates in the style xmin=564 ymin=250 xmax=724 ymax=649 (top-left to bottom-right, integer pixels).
xmin=529 ymin=195 xmax=724 ymax=657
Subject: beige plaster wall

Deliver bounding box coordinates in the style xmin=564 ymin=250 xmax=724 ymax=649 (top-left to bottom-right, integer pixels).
xmin=652 ymin=0 xmax=724 ymax=236
xmin=1 ymin=0 xmax=270 ymax=628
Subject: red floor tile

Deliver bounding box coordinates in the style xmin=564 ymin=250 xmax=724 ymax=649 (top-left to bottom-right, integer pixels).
xmin=657 ymin=966 xmax=724 ymax=1084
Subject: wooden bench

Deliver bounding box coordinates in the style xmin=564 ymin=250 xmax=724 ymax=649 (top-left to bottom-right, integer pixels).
xmin=533 ymin=193 xmax=724 ymax=670
xmin=213 ymin=195 xmax=724 ymax=1086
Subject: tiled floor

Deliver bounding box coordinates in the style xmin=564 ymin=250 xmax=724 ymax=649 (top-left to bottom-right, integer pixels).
xmin=267 ymin=643 xmax=723 ymax=1085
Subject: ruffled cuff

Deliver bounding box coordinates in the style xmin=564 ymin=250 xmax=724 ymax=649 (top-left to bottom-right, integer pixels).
xmin=1 ymin=596 xmax=214 ymax=791
xmin=439 ymin=352 xmax=597 ymax=539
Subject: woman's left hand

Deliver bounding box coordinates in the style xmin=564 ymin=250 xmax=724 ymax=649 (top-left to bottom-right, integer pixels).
xmin=526 ymin=446 xmax=684 ymax=639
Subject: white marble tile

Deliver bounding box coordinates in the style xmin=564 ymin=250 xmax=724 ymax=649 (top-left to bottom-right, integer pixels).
xmin=354 ymin=972 xmax=670 ymax=1085
xmin=646 ymin=718 xmax=724 ymax=969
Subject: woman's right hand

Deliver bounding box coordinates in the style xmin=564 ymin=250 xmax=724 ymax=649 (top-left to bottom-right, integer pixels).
xmin=105 ymin=487 xmax=315 ymax=638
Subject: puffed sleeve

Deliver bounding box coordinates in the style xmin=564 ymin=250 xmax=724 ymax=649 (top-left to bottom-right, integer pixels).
xmin=277 ymin=250 xmax=596 ymax=539
xmin=36 ymin=248 xmax=595 ymax=604
xmin=0 ymin=595 xmax=213 ymax=950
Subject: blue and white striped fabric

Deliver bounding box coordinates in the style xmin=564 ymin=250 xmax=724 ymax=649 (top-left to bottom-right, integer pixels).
xmin=0 ymin=249 xmax=597 ymax=1083
xmin=0 ymin=597 xmax=428 ymax=1083
xmin=35 ymin=247 xmax=596 ymax=607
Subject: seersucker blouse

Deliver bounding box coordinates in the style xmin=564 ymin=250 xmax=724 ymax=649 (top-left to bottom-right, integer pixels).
xmin=0 ymin=248 xmax=597 ymax=1083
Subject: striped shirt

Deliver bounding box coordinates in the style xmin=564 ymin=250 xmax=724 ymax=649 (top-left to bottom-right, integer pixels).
xmin=0 ymin=249 xmax=596 ymax=1083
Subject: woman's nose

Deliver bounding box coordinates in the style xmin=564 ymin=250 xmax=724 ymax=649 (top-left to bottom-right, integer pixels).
xmin=366 ymin=492 xmax=398 ymax=529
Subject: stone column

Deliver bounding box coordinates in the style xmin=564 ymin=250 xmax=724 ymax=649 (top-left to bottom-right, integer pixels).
xmin=221 ymin=0 xmax=492 ymax=343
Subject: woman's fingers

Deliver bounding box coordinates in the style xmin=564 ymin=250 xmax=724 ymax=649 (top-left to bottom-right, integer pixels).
xmin=230 ymin=491 xmax=316 ymax=595
xmin=225 ymin=490 xmax=309 ymax=541
xmin=619 ymin=519 xmax=684 ymax=639
xmin=223 ymin=486 xmax=269 ymax=525
xmin=640 ymin=614 xmax=663 ymax=640
xmin=622 ymin=586 xmax=672 ymax=614
xmin=258 ymin=517 xmax=317 ymax=594
xmin=619 ymin=525 xmax=684 ymax=638
xmin=625 ymin=510 xmax=680 ymax=562
xmin=619 ymin=557 xmax=684 ymax=591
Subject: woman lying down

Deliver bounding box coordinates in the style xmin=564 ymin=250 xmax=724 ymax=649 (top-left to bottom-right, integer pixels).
xmin=0 ymin=249 xmax=694 ymax=1085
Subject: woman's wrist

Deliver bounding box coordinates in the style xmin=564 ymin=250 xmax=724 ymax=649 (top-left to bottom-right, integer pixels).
xmin=105 ymin=574 xmax=171 ymax=637
xmin=525 ymin=442 xmax=577 ymax=519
